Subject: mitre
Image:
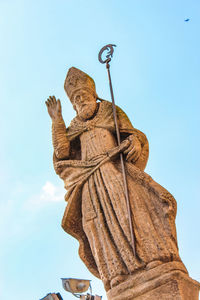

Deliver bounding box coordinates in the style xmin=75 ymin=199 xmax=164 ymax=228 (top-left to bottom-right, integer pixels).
xmin=64 ymin=67 xmax=98 ymax=100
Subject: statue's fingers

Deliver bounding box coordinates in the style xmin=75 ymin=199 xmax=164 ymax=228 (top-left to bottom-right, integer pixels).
xmin=52 ymin=96 xmax=57 ymax=104
xmin=124 ymin=148 xmax=130 ymax=155
xmin=124 ymin=145 xmax=133 ymax=154
xmin=127 ymin=154 xmax=136 ymax=162
xmin=45 ymin=101 xmax=50 ymax=107
xmin=126 ymin=150 xmax=134 ymax=161
xmin=126 ymin=148 xmax=137 ymax=161
xmin=49 ymin=96 xmax=54 ymax=105
xmin=46 ymin=98 xmax=53 ymax=106
xmin=47 ymin=97 xmax=52 ymax=105
xmin=127 ymin=149 xmax=140 ymax=162
xmin=57 ymin=99 xmax=62 ymax=111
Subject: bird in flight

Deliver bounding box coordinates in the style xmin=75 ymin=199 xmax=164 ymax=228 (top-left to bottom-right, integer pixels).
xmin=184 ymin=18 xmax=190 ymax=22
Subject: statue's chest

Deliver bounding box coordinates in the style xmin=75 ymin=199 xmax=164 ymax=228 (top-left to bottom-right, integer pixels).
xmin=80 ymin=127 xmax=117 ymax=159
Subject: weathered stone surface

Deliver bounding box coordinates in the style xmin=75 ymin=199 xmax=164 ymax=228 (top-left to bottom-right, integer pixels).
xmin=46 ymin=67 xmax=200 ymax=299
xmin=107 ymin=261 xmax=200 ymax=299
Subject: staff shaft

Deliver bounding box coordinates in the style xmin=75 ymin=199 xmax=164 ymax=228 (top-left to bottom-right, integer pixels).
xmin=106 ymin=62 xmax=136 ymax=257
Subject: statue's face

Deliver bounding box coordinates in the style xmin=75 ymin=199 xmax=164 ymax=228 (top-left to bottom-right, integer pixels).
xmin=72 ymin=89 xmax=97 ymax=120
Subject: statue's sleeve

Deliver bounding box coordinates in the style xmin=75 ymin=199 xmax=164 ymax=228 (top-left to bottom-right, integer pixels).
xmin=116 ymin=105 xmax=149 ymax=171
xmin=52 ymin=119 xmax=70 ymax=160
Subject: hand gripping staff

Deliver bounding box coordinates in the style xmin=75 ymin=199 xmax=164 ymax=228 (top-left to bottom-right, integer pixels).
xmin=98 ymin=44 xmax=136 ymax=257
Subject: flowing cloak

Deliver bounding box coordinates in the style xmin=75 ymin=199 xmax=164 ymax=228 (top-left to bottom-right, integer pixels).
xmin=53 ymin=100 xmax=181 ymax=279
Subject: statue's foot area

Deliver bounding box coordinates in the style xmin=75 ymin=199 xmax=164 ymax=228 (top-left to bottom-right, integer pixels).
xmin=105 ymin=260 xmax=181 ymax=291
xmin=103 ymin=275 xmax=129 ymax=291
xmin=106 ymin=261 xmax=200 ymax=300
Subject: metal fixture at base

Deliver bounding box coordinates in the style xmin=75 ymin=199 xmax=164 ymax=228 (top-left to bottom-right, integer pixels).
xmin=61 ymin=278 xmax=101 ymax=299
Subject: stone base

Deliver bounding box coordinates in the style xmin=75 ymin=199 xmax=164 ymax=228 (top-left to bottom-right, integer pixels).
xmin=107 ymin=262 xmax=200 ymax=300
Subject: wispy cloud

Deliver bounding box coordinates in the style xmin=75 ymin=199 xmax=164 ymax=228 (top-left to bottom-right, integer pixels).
xmin=24 ymin=181 xmax=65 ymax=211
xmin=0 ymin=181 xmax=66 ymax=245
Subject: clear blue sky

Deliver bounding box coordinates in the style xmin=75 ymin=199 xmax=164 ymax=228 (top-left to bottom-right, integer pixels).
xmin=0 ymin=0 xmax=199 ymax=299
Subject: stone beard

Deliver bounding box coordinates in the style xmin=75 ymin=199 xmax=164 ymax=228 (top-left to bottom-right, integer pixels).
xmin=46 ymin=67 xmax=200 ymax=300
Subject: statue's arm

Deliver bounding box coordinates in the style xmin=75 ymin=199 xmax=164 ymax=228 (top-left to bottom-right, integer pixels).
xmin=116 ymin=105 xmax=149 ymax=168
xmin=46 ymin=96 xmax=70 ymax=159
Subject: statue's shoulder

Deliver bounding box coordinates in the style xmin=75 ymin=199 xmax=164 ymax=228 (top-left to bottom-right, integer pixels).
xmin=99 ymin=100 xmax=130 ymax=120
xmin=99 ymin=99 xmax=112 ymax=110
xmin=66 ymin=115 xmax=84 ymax=141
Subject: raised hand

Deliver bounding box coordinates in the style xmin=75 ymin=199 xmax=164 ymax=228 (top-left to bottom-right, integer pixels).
xmin=45 ymin=96 xmax=62 ymax=121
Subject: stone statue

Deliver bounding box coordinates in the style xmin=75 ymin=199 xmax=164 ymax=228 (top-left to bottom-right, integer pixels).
xmin=46 ymin=67 xmax=200 ymax=299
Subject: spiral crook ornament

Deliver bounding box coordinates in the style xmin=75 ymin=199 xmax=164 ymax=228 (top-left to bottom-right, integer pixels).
xmin=98 ymin=44 xmax=116 ymax=64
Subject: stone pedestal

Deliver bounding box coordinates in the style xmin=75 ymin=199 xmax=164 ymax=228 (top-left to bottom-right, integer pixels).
xmin=107 ymin=262 xmax=200 ymax=300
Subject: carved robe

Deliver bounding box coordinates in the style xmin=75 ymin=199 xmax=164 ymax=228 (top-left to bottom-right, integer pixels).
xmin=53 ymin=100 xmax=184 ymax=290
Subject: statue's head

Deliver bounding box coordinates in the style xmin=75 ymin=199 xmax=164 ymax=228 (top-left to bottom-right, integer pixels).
xmin=64 ymin=67 xmax=98 ymax=120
